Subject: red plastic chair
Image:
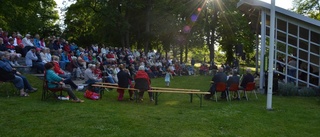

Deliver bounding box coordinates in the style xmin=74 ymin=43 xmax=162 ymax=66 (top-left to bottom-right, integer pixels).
xmin=214 ymin=82 xmax=228 ymax=102
xmin=228 ymin=83 xmax=240 ymax=100
xmin=243 ymin=82 xmax=257 ymax=101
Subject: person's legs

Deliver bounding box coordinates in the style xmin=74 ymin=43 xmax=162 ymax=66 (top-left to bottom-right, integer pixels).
xmin=17 ymin=75 xmax=33 ymax=91
xmin=106 ymin=76 xmax=115 ymax=83
xmin=128 ymin=90 xmax=134 ymax=100
xmin=64 ymin=78 xmax=78 ymax=90
xmin=12 ymin=75 xmax=24 ymax=91
xmin=59 ymin=61 xmax=66 ymax=70
xmin=139 ymin=90 xmax=146 ymax=100
xmin=148 ymin=92 xmax=153 ymax=101
xmin=62 ymin=86 xmax=77 ymax=100
xmin=117 ymin=89 xmax=124 ymax=101
xmin=59 ymin=73 xmax=71 ymax=79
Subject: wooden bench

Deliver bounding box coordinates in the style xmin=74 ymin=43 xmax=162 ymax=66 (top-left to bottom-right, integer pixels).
xmin=93 ymin=82 xmax=210 ymax=107
xmin=91 ymin=84 xmax=138 ymax=99
xmin=148 ymin=89 xmax=210 ymax=107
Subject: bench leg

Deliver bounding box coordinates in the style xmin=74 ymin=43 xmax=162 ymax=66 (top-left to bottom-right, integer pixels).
xmin=155 ymin=92 xmax=158 ymax=105
xmin=134 ymin=90 xmax=139 ymax=103
xmin=200 ymin=94 xmax=203 ymax=107
xmin=190 ymin=94 xmax=193 ymax=103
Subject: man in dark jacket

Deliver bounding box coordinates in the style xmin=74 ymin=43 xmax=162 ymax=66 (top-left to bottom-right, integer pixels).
xmin=205 ymin=67 xmax=227 ymax=99
xmin=240 ymin=68 xmax=254 ymax=89
xmin=117 ymin=64 xmax=133 ymax=101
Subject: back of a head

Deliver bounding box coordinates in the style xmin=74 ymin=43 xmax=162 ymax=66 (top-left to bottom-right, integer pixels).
xmin=246 ymin=68 xmax=251 ymax=74
xmin=218 ymin=67 xmax=224 ymax=72
xmin=119 ymin=64 xmax=124 ymax=70
xmin=232 ymin=70 xmax=238 ymax=76
xmin=138 ymin=66 xmax=145 ymax=71
xmin=44 ymin=62 xmax=54 ymax=70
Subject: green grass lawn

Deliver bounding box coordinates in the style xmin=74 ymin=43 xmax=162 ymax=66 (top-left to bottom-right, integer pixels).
xmin=0 ymin=75 xmax=320 ymax=137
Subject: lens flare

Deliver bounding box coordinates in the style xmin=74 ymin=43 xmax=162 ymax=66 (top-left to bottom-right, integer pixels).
xmin=191 ymin=14 xmax=198 ymax=22
xmin=183 ymin=26 xmax=191 ymax=33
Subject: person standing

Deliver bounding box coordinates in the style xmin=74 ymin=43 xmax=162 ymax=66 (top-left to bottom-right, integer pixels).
xmin=287 ymin=57 xmax=297 ymax=83
xmin=164 ymin=68 xmax=173 ymax=87
xmin=116 ymin=64 xmax=133 ymax=101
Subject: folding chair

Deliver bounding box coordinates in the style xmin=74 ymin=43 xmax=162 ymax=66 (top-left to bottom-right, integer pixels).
xmin=214 ymin=82 xmax=228 ymax=102
xmin=243 ymin=82 xmax=257 ymax=101
xmin=228 ymin=83 xmax=240 ymax=100
xmin=42 ymin=72 xmax=63 ymax=101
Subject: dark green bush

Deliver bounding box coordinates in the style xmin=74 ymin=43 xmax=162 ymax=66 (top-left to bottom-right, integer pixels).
xmin=298 ymin=87 xmax=317 ymax=97
xmin=278 ymin=83 xmax=299 ymax=96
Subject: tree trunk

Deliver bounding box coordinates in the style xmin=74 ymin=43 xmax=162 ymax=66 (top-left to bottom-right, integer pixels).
xmin=184 ymin=43 xmax=188 ymax=63
xmin=205 ymin=6 xmax=212 ymax=63
xmin=144 ymin=0 xmax=152 ymax=54
xmin=210 ymin=2 xmax=218 ymax=63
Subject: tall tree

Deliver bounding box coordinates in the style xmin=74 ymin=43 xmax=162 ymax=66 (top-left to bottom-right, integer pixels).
xmin=0 ymin=0 xmax=59 ymax=36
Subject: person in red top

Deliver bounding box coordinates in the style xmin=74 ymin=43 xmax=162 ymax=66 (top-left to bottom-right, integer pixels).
xmin=63 ymin=41 xmax=71 ymax=52
xmin=134 ymin=66 xmax=153 ymax=101
xmin=93 ymin=62 xmax=102 ymax=79
xmin=6 ymin=38 xmax=21 ymax=66
xmin=52 ymin=55 xmax=71 ymax=79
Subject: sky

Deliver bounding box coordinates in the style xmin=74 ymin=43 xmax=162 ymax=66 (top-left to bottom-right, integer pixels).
xmin=260 ymin=0 xmax=294 ymax=9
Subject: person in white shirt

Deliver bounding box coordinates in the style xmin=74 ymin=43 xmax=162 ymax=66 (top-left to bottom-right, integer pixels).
xmin=22 ymin=34 xmax=34 ymax=47
xmin=25 ymin=47 xmax=44 ymax=73
xmin=40 ymin=48 xmax=51 ymax=63
xmin=84 ymin=64 xmax=102 ymax=84
xmin=22 ymin=34 xmax=34 ymax=57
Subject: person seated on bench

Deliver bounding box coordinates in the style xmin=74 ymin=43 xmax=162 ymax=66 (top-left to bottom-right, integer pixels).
xmin=134 ymin=65 xmax=153 ymax=101
xmin=0 ymin=51 xmax=37 ymax=96
xmin=84 ymin=64 xmax=102 ymax=85
xmin=204 ymin=67 xmax=227 ymax=100
xmin=117 ymin=64 xmax=133 ymax=101
xmin=25 ymin=47 xmax=44 ymax=73
xmin=44 ymin=62 xmax=84 ymax=103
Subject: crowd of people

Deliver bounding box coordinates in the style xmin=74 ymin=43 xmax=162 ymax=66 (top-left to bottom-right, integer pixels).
xmin=0 ymin=29 xmax=204 ymax=102
xmin=1 ymin=28 xmax=261 ymax=102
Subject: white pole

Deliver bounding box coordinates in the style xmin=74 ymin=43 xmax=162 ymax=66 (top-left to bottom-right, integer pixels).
xmin=267 ymin=0 xmax=276 ymax=110
xmin=259 ymin=10 xmax=266 ymax=94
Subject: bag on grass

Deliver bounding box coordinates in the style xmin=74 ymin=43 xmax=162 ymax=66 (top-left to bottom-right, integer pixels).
xmin=84 ymin=90 xmax=100 ymax=100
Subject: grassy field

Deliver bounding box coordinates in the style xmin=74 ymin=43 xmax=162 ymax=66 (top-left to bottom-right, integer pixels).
xmin=0 ymin=75 xmax=320 ymax=137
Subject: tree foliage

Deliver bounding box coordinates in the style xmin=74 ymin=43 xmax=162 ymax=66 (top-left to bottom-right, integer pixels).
xmin=292 ymin=0 xmax=320 ymax=20
xmin=0 ymin=0 xmax=60 ymax=36
xmin=63 ymin=0 xmax=255 ymax=63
